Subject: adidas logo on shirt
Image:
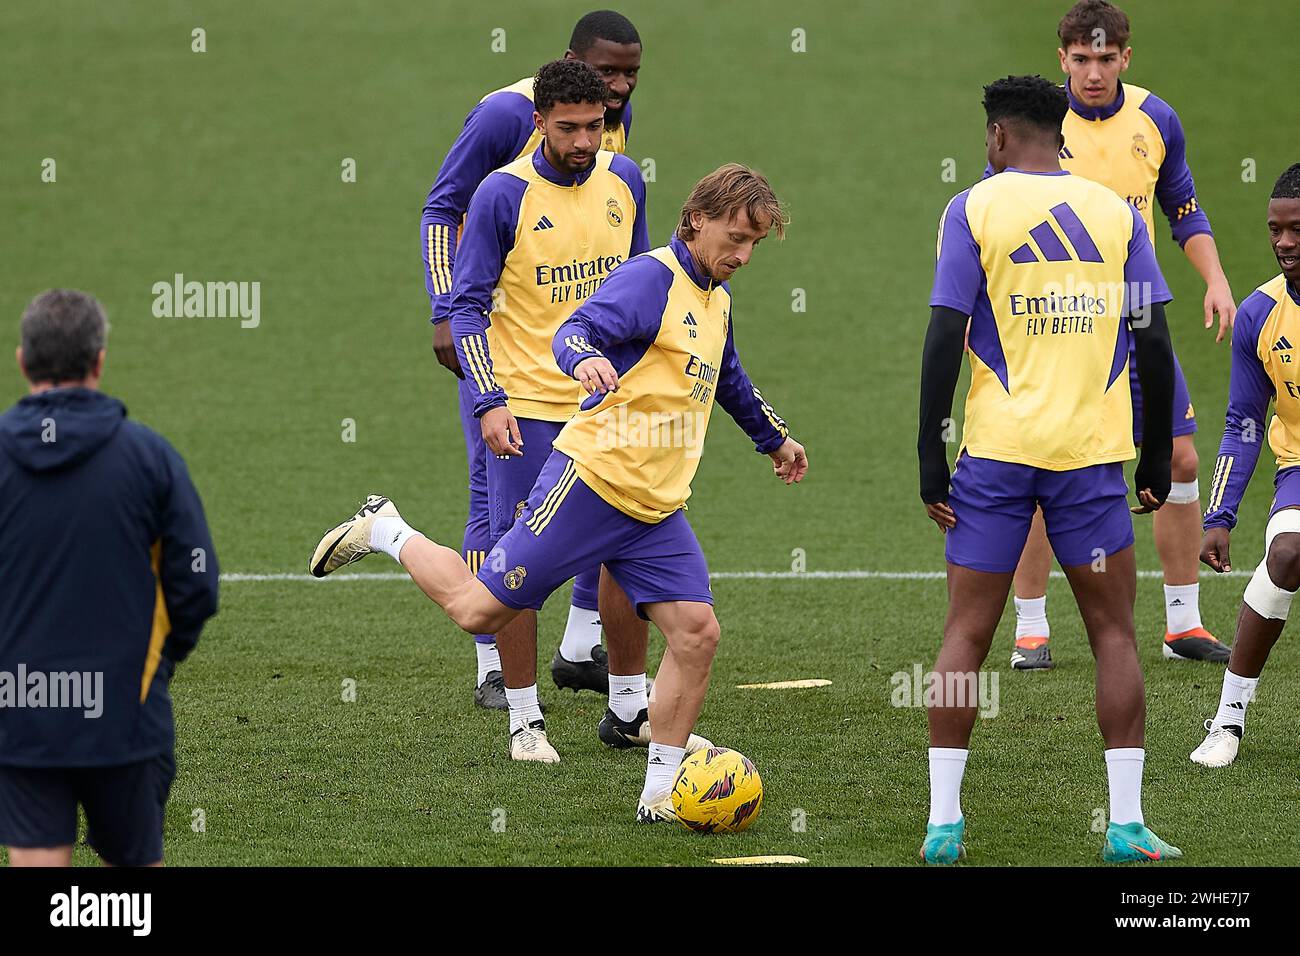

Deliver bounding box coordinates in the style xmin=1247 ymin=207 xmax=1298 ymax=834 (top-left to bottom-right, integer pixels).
xmin=533 ymin=215 xmax=555 ymax=231
xmin=1008 ymin=202 xmax=1104 ymax=265
xmin=1060 ymin=145 xmax=1074 ymax=159
xmin=1271 ymin=336 xmax=1293 ymax=351
xmin=683 ymin=312 xmax=697 ymax=326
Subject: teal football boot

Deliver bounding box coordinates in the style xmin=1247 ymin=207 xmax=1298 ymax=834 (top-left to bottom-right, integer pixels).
xmin=1103 ymin=821 xmax=1183 ymax=863
xmin=920 ymin=818 xmax=966 ymax=864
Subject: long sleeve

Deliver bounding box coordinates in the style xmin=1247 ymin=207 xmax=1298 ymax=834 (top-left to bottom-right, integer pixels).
xmin=920 ymin=188 xmax=982 ymax=503
xmin=553 ymin=256 xmax=670 ymax=379
xmin=156 ymin=440 xmax=219 ymax=664
xmin=420 ymin=91 xmax=534 ymax=322
xmin=449 ymin=173 xmax=526 ymax=417
xmin=1140 ymin=94 xmax=1213 ymax=247
xmin=714 ymin=312 xmax=789 ymax=454
xmin=918 ymin=306 xmax=969 ymax=503
xmin=1205 ymin=293 xmax=1276 ymax=530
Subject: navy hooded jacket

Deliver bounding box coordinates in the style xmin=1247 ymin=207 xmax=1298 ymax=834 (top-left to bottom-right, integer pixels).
xmin=0 ymin=388 xmax=218 ymax=766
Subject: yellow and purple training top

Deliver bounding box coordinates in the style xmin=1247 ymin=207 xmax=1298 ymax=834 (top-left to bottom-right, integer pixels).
xmin=421 ymin=76 xmax=633 ymax=323
xmin=1060 ymin=80 xmax=1212 ymax=250
xmin=551 ymin=235 xmax=790 ymax=523
xmin=450 ymin=145 xmax=648 ymax=422
xmin=1205 ymin=276 xmax=1300 ymax=529
xmin=930 ymin=168 xmax=1171 ymax=470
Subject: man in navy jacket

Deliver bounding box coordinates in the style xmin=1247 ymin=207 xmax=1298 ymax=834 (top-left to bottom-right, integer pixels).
xmin=0 ymin=289 xmax=218 ymax=867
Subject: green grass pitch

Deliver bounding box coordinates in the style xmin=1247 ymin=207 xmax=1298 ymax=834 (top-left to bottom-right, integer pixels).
xmin=1 ymin=0 xmax=1296 ymax=865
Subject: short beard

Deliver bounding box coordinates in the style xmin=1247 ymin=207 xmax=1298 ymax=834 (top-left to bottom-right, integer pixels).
xmin=604 ymin=101 xmax=627 ymax=131
xmin=544 ymin=140 xmax=594 ymax=176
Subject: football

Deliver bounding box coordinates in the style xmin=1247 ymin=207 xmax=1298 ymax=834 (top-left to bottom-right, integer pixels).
xmin=671 ymin=747 xmax=764 ymax=833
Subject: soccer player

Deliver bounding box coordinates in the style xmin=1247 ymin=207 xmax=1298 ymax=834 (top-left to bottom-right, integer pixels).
xmin=1191 ymin=164 xmax=1300 ymax=768
xmin=448 ymin=58 xmax=649 ymax=762
xmin=420 ymin=10 xmax=643 ymax=708
xmin=1007 ymin=0 xmax=1236 ymax=669
xmin=312 ymin=164 xmax=804 ymax=820
xmin=918 ymin=76 xmax=1181 ymax=863
xmin=0 ymin=290 xmax=219 ymax=867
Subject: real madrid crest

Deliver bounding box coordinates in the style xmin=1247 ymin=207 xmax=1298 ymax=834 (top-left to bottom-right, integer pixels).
xmin=514 ymin=499 xmax=528 ymax=522
xmin=1131 ymin=133 xmax=1148 ymax=160
xmin=606 ymin=197 xmax=624 ymax=227
xmin=504 ymin=566 xmax=528 ymax=590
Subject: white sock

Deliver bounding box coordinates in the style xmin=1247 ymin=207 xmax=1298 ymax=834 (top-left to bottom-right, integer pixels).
xmin=927 ymin=747 xmax=968 ymax=826
xmin=369 ymin=515 xmax=421 ymax=562
xmin=475 ymin=643 xmax=501 ymax=685
xmin=609 ymin=673 xmax=648 ymax=722
xmin=1105 ymin=748 xmax=1145 ymax=826
xmin=1013 ymin=595 xmax=1049 ymax=641
xmin=1214 ymin=669 xmax=1258 ymax=733
xmin=1164 ymin=583 xmax=1203 ymax=634
xmin=641 ymin=743 xmax=686 ymax=804
xmin=504 ymin=684 xmax=543 ymax=734
xmin=558 ymin=604 xmax=602 ymax=662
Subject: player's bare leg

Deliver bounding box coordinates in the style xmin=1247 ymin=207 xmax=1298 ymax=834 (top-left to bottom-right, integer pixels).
xmin=594 ymin=567 xmax=670 ymax=750
xmin=1154 ymin=437 xmax=1202 ymax=588
xmin=928 ymin=566 xmax=1013 ymax=748
xmin=493 ymin=616 xmax=540 ymax=691
xmin=1060 ymin=545 xmax=1181 ymax=860
xmin=492 ymin=612 xmax=538 ymax=692
xmin=1011 ymin=508 xmax=1054 ymax=669
xmin=921 ymin=565 xmax=1012 ymax=862
xmin=306 ymin=493 xmax=512 ymax=631
xmin=601 ymin=568 xmax=649 ymax=681
xmin=308 ymin=496 xmax=563 ymax=760
xmin=6 ymin=845 xmax=73 ymax=867
xmin=1193 ymin=517 xmax=1300 ymax=767
xmin=395 ymin=535 xmax=516 ymax=634
xmin=633 ymin=600 xmax=719 ymax=821
xmin=1060 ymin=547 xmax=1143 ymax=748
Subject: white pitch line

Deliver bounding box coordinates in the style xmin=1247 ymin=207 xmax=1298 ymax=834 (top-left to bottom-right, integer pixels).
xmin=219 ymin=569 xmax=1254 ymax=583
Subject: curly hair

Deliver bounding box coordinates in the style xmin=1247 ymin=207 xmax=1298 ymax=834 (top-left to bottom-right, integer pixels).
xmin=1272 ymin=163 xmax=1300 ymax=200
xmin=533 ymin=58 xmax=608 ymax=114
xmin=982 ymin=74 xmax=1069 ymax=135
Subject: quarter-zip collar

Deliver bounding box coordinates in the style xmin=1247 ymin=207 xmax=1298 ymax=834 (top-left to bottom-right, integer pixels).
xmin=1066 ymin=79 xmax=1125 ymax=122
xmin=532 ymin=143 xmax=597 ymax=187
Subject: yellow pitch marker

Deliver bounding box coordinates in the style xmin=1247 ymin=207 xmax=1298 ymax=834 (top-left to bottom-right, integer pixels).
xmin=711 ymin=855 xmax=809 ymax=866
xmin=735 ymin=679 xmax=832 ymax=689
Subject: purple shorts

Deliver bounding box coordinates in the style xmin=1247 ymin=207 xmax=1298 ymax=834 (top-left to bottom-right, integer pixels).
xmin=1270 ymin=466 xmax=1300 ymax=517
xmin=1130 ymin=342 xmax=1197 ymax=444
xmin=486 ymin=417 xmax=567 ymax=540
xmin=945 ymin=453 xmax=1135 ymax=573
xmin=485 ymin=415 xmax=600 ymax=610
xmin=477 ymin=451 xmax=713 ymax=618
